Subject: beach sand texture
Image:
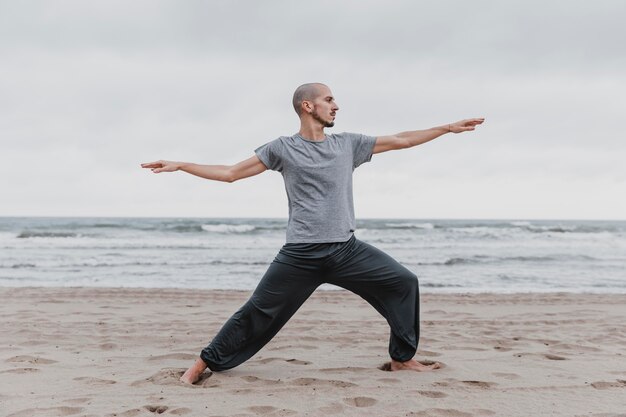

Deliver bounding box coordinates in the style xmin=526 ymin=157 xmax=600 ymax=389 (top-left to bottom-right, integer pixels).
xmin=1 ymin=287 xmax=625 ymax=417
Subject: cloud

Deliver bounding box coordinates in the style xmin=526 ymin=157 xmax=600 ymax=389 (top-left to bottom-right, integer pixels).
xmin=2 ymin=1 xmax=624 ymax=70
xmin=0 ymin=0 xmax=624 ymax=219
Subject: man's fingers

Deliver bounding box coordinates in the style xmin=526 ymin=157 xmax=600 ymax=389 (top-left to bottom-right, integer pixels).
xmin=456 ymin=126 xmax=475 ymax=132
xmin=449 ymin=118 xmax=483 ymax=133
xmin=455 ymin=118 xmax=484 ymax=131
xmin=459 ymin=118 xmax=484 ymax=126
xmin=141 ymin=161 xmax=164 ymax=168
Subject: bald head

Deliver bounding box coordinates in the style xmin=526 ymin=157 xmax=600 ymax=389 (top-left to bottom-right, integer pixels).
xmin=292 ymin=83 xmax=327 ymax=117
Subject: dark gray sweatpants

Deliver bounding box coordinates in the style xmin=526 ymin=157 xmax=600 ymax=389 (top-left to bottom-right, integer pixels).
xmin=200 ymin=234 xmax=420 ymax=371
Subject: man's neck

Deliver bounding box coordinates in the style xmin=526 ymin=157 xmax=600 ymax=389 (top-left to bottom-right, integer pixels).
xmin=298 ymin=124 xmax=326 ymax=141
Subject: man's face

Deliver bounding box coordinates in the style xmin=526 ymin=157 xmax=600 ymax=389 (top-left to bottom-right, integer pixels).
xmin=309 ymin=86 xmax=339 ymax=128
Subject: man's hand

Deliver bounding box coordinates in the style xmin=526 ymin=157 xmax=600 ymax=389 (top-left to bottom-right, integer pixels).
xmin=140 ymin=160 xmax=181 ymax=173
xmin=449 ymin=118 xmax=485 ymax=133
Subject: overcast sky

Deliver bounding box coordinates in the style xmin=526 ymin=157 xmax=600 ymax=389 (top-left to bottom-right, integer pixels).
xmin=1 ymin=0 xmax=624 ymax=220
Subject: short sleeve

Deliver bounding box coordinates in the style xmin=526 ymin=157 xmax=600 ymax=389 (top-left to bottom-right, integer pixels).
xmin=254 ymin=138 xmax=284 ymax=172
xmin=348 ymin=133 xmax=377 ymax=168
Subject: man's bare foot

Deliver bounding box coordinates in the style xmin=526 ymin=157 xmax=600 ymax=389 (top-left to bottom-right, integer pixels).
xmin=390 ymin=358 xmax=441 ymax=372
xmin=180 ymin=357 xmax=209 ymax=384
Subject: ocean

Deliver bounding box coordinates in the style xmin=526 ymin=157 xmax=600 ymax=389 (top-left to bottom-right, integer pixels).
xmin=0 ymin=217 xmax=624 ymax=293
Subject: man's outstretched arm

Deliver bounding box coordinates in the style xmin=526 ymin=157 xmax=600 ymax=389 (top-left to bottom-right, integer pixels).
xmin=372 ymin=118 xmax=485 ymax=155
xmin=140 ymin=155 xmax=267 ymax=183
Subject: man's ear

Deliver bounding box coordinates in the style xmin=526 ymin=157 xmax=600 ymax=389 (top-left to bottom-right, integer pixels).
xmin=302 ymin=101 xmax=313 ymax=114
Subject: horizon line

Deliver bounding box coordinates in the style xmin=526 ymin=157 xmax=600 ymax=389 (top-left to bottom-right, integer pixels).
xmin=0 ymin=215 xmax=624 ymax=222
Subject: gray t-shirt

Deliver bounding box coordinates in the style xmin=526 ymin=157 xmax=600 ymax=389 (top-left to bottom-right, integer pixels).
xmin=254 ymin=132 xmax=377 ymax=243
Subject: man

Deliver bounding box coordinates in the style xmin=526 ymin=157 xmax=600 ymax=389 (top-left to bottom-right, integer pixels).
xmin=141 ymin=83 xmax=484 ymax=384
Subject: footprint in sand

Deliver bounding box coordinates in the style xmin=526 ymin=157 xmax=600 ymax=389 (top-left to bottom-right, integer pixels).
xmin=291 ymin=377 xmax=357 ymax=388
xmin=145 ymin=395 xmax=167 ymax=403
xmin=590 ymin=380 xmax=626 ymax=389
xmin=144 ymin=405 xmax=168 ymax=414
xmin=377 ymin=377 xmax=401 ymax=383
xmin=440 ymin=345 xmax=489 ymax=352
xmin=241 ymin=375 xmax=283 ymax=386
xmin=6 ymin=355 xmax=57 ymax=365
xmin=105 ymin=409 xmax=142 ymax=417
xmin=460 ymin=380 xmax=496 ymax=389
xmin=0 ymin=367 xmax=40 ymax=374
xmin=544 ymin=353 xmax=568 ymax=360
xmin=493 ymin=346 xmax=513 ymax=352
xmin=168 ymin=408 xmax=192 ymax=415
xmin=472 ymin=409 xmax=497 ymax=416
xmin=246 ymin=405 xmax=298 ymax=415
xmin=7 ymin=407 xmax=83 ymax=417
xmin=343 ymin=397 xmax=377 ymax=407
xmin=147 ymin=353 xmax=198 ymax=361
xmin=407 ymin=408 xmax=473 ymax=417
xmin=424 ymin=309 xmax=447 ymax=314
xmin=62 ymin=398 xmax=92 ymax=405
xmin=269 ymin=344 xmax=318 ymax=351
xmin=492 ymin=372 xmax=521 ymax=380
xmin=133 ymin=368 xmax=213 ymax=387
xmin=227 ymin=388 xmax=254 ymax=395
xmin=378 ymin=360 xmax=443 ymax=371
xmin=573 ymin=413 xmax=626 ymax=417
xmin=99 ymin=343 xmax=117 ymax=350
xmin=514 ymin=352 xmax=568 ymax=360
xmin=319 ymin=366 xmax=370 ymax=374
xmin=417 ymin=390 xmax=448 ymax=398
xmin=246 ymin=405 xmax=278 ymax=415
xmin=315 ymin=403 xmax=345 ymax=415
xmin=254 ymin=357 xmax=312 ymax=365
xmin=73 ymin=376 xmax=117 ymax=385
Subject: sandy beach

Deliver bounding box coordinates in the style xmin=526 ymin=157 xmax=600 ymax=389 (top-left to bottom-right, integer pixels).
xmin=1 ymin=287 xmax=625 ymax=417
